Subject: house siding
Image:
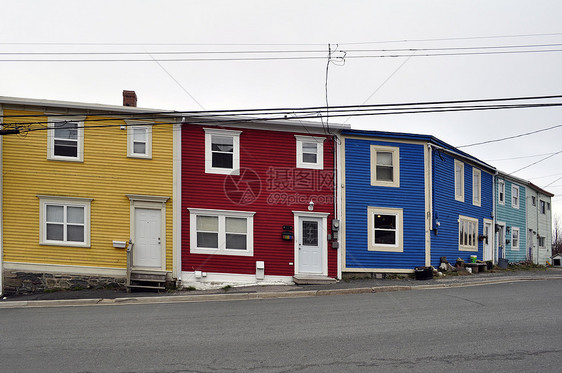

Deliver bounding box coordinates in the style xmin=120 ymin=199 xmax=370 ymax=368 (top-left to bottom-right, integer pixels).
xmin=430 ymin=149 xmax=494 ymax=265
xmin=343 ymin=137 xmax=427 ymax=271
xmin=2 ymin=109 xmax=174 ymax=271
xmin=526 ymin=188 xmax=552 ymax=264
xmin=181 ymin=124 xmax=337 ymax=279
xmin=495 ymin=177 xmax=527 ymax=262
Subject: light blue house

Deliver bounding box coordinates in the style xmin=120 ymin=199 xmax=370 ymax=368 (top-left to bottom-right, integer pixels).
xmin=494 ymin=172 xmax=527 ymax=263
xmin=340 ymin=130 xmax=495 ymax=275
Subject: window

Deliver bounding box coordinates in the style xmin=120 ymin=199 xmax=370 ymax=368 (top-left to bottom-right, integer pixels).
xmin=367 ymin=207 xmax=403 ymax=252
xmin=472 ymin=168 xmax=481 ymax=206
xmin=204 ymin=128 xmax=242 ymax=175
xmin=540 ymin=200 xmax=545 ymax=214
xmin=47 ymin=117 xmax=85 ymax=162
xmin=512 ymin=185 xmax=520 ymax=209
xmin=370 ymin=145 xmax=400 ymax=188
xmin=512 ymin=227 xmax=520 ymax=250
xmin=538 ymin=236 xmax=545 ymax=247
xmin=547 ymin=202 xmax=551 ymax=211
xmin=498 ymin=179 xmax=505 ymax=205
xmin=532 ymin=196 xmax=536 ymax=206
xmin=295 ymin=135 xmax=325 ymax=169
xmin=126 ymin=122 xmax=152 ymax=159
xmin=189 ymin=208 xmax=255 ymax=256
xmin=459 ymin=215 xmax=478 ymax=251
xmin=39 ymin=195 xmax=91 ymax=247
xmin=454 ymin=160 xmax=464 ymax=202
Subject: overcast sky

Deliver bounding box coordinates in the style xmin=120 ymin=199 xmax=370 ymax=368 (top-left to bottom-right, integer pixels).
xmin=2 ymin=1 xmax=562 ymax=219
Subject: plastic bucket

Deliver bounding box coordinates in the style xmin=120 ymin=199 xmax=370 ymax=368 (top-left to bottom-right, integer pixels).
xmin=470 ymin=255 xmax=477 ymax=263
xmin=498 ymin=258 xmax=508 ymax=269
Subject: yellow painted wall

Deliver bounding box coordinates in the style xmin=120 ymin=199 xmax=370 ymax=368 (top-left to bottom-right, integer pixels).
xmin=2 ymin=109 xmax=174 ymax=271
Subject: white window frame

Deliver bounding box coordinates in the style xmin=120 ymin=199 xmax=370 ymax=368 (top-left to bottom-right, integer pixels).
xmin=511 ymin=185 xmax=520 ymax=209
xmin=367 ymin=207 xmax=403 ymax=252
xmin=38 ymin=195 xmax=92 ymax=247
xmin=370 ymin=145 xmax=400 ymax=188
xmin=458 ymin=215 xmax=478 ymax=252
xmin=47 ymin=116 xmax=85 ymax=162
xmin=472 ymin=168 xmax=481 ymax=206
xmin=540 ymin=200 xmax=546 ymax=214
xmin=295 ymin=135 xmax=325 ymax=170
xmin=204 ymin=128 xmax=241 ymax=175
xmin=498 ymin=179 xmax=505 ymax=205
xmin=454 ymin=160 xmax=464 ymax=202
xmin=126 ymin=121 xmax=152 ymax=159
xmin=511 ymin=227 xmax=520 ymax=250
xmin=188 ymin=208 xmax=255 ymax=256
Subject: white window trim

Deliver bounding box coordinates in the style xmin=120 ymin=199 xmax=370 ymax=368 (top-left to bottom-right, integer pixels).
xmin=295 ymin=135 xmax=325 ymax=170
xmin=540 ymin=200 xmax=545 ymax=214
xmin=367 ymin=206 xmax=403 ymax=252
xmin=511 ymin=185 xmax=520 ymax=209
xmin=38 ymin=195 xmax=92 ymax=247
xmin=126 ymin=121 xmax=153 ymax=159
xmin=498 ymin=179 xmax=505 ymax=205
xmin=472 ymin=168 xmax=481 ymax=207
xmin=188 ymin=208 xmax=255 ymax=256
xmin=458 ymin=215 xmax=478 ymax=252
xmin=454 ymin=160 xmax=464 ymax=202
xmin=47 ymin=116 xmax=85 ymax=162
xmin=511 ymin=227 xmax=520 ymax=250
xmin=204 ymin=128 xmax=241 ymax=175
xmin=370 ymin=145 xmax=400 ymax=188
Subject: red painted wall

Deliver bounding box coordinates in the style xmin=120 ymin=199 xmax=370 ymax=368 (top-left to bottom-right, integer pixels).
xmin=181 ymin=124 xmax=337 ymax=278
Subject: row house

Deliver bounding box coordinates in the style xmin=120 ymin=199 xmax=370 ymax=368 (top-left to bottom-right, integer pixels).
xmin=526 ymin=182 xmax=554 ymax=265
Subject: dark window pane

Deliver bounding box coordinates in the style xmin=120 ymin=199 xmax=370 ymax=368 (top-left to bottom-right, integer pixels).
xmin=376 ymin=166 xmax=393 ymax=181
xmin=67 ymin=225 xmax=84 ymax=242
xmin=133 ymin=142 xmax=146 ymax=154
xmin=54 ymin=122 xmax=78 ymax=139
xmin=47 ymin=223 xmax=64 ymax=241
xmin=212 ymin=136 xmax=233 ymax=152
xmin=374 ymin=230 xmax=396 ymax=245
xmin=226 ymin=234 xmax=247 ymax=250
xmin=303 ymin=153 xmax=317 ymax=163
xmin=197 ymin=232 xmax=218 ymax=248
xmin=302 ymin=221 xmax=318 ymax=246
xmin=374 ymin=214 xmax=395 ymax=229
xmin=212 ymin=152 xmax=233 ymax=168
xmin=54 ymin=140 xmax=78 ymax=157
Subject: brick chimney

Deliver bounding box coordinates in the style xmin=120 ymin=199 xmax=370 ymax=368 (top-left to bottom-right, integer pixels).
xmin=123 ymin=90 xmax=137 ymax=107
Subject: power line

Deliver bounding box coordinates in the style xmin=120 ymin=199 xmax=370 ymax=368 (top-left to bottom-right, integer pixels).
xmin=511 ymin=150 xmax=562 ymax=174
xmin=485 ymin=152 xmax=560 ymax=162
xmin=458 ymin=124 xmax=562 ymax=148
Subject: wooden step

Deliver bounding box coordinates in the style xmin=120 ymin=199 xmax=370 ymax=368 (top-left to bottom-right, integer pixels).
xmin=127 ymin=284 xmax=166 ymax=291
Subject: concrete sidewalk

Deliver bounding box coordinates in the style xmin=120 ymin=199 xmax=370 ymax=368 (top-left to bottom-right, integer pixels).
xmin=2 ymin=268 xmax=561 ymax=309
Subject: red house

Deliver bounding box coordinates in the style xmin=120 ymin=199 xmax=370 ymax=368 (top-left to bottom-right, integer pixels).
xmin=180 ymin=118 xmax=347 ymax=287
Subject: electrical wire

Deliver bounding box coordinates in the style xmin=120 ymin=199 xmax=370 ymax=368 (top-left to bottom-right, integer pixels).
xmin=458 ymin=124 xmax=562 ymax=148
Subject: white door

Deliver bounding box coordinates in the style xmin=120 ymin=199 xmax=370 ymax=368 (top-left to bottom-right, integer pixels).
xmin=133 ymin=208 xmax=162 ymax=268
xmin=483 ymin=221 xmax=493 ymax=261
xmin=497 ymin=224 xmax=505 ymax=259
xmin=298 ymin=217 xmax=323 ymax=274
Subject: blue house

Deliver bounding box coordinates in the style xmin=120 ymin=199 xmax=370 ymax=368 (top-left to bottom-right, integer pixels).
xmin=340 ymin=129 xmax=495 ymax=275
xmin=494 ymin=172 xmax=527 ymax=263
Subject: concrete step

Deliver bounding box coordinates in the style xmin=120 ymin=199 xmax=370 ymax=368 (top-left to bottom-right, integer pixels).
xmin=293 ymin=275 xmax=337 ymax=285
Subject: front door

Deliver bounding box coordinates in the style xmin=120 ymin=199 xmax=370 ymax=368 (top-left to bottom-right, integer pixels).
xmin=483 ymin=220 xmax=493 ymax=261
xmin=298 ymin=217 xmax=323 ymax=274
xmin=133 ymin=208 xmax=162 ymax=268
xmin=497 ymin=224 xmax=505 ymax=259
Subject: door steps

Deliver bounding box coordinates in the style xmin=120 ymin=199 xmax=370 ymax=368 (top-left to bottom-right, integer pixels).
xmin=127 ymin=270 xmax=167 ymax=292
xmin=293 ymin=275 xmax=337 ymax=285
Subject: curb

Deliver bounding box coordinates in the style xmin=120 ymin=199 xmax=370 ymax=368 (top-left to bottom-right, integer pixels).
xmin=1 ymin=275 xmax=561 ymax=309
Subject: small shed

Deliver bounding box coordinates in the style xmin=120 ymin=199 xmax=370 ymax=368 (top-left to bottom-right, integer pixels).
xmin=552 ymin=254 xmax=562 ymax=267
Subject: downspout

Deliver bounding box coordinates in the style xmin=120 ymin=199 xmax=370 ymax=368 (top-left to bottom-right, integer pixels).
xmin=172 ymin=119 xmax=182 ymax=287
xmin=536 ymin=191 xmax=539 ymax=265
xmin=0 ymin=104 xmax=3 ymax=297
xmin=333 ymin=134 xmax=341 ymax=280
xmin=427 ymin=144 xmax=433 ymax=267
xmin=493 ymin=171 xmax=498 ymax=264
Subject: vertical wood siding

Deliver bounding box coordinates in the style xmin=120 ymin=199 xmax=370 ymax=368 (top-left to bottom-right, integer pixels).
xmin=2 ymin=109 xmax=174 ymax=270
xmin=343 ymin=137 xmax=427 ymax=270
xmin=430 ymin=149 xmax=494 ymax=265
xmin=181 ymin=125 xmax=337 ymax=278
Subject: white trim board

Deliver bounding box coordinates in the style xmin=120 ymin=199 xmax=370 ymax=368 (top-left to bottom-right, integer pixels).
xmin=3 ymin=262 xmax=127 ymax=277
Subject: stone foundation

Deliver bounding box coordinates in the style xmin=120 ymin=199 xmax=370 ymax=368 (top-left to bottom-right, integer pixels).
xmin=3 ymin=270 xmax=127 ymax=295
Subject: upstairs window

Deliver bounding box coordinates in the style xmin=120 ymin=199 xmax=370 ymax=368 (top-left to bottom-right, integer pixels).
xmin=540 ymin=200 xmax=546 ymax=214
xmin=370 ymin=145 xmax=400 ymax=188
xmin=48 ymin=117 xmax=85 ymax=162
xmin=498 ymin=179 xmax=505 ymax=205
xmin=295 ymin=135 xmax=324 ymax=169
xmin=472 ymin=168 xmax=481 ymax=206
xmin=532 ymin=196 xmax=536 ymax=206
xmin=512 ymin=185 xmax=520 ymax=209
xmin=547 ymin=202 xmax=551 ymax=211
xmin=204 ymin=128 xmax=241 ymax=175
xmin=454 ymin=160 xmax=464 ymax=202
xmin=538 ymin=236 xmax=546 ymax=247
xmin=126 ymin=122 xmax=152 ymax=159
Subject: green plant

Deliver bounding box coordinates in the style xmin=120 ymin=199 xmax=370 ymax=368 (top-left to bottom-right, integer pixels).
xmin=222 ymin=285 xmax=232 ymax=292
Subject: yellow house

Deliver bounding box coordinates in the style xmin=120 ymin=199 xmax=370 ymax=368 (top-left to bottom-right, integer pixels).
xmin=0 ymin=94 xmax=181 ymax=295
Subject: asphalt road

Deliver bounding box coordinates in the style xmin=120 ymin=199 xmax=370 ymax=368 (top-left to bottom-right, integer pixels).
xmin=1 ymin=279 xmax=560 ymax=372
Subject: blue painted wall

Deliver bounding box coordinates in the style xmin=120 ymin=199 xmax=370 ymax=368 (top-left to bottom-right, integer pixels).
xmin=430 ymin=149 xmax=494 ymax=266
xmin=344 ymin=137 xmax=427 ymax=270
xmin=495 ymin=177 xmax=527 ymax=262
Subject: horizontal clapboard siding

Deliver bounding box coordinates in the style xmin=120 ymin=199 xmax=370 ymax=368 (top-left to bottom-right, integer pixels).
xmin=181 ymin=125 xmax=337 ymax=277
xmin=496 ymin=178 xmax=527 ymax=262
xmin=430 ymin=149 xmax=494 ymax=265
xmin=2 ymin=109 xmax=174 ymax=270
xmin=343 ymin=137 xmax=427 ymax=270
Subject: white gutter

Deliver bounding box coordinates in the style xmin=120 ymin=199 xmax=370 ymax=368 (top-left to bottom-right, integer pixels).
xmin=172 ymin=121 xmax=182 ymax=284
